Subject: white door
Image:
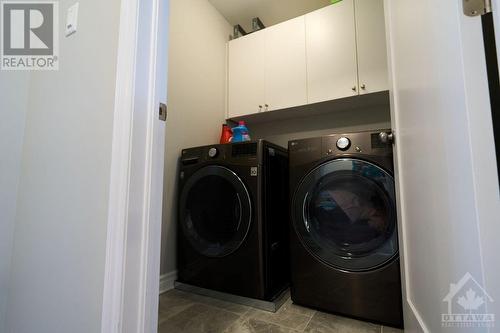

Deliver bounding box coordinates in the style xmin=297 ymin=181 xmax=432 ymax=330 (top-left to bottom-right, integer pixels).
xmin=385 ymin=0 xmax=500 ymax=332
xmin=306 ymin=1 xmax=358 ymax=103
xmin=355 ymin=0 xmax=389 ymax=95
xmin=264 ymin=16 xmax=307 ymax=112
xmin=228 ymin=32 xmax=266 ymax=118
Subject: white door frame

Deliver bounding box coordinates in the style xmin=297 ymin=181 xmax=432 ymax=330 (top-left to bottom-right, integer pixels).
xmin=101 ymin=0 xmax=168 ymax=331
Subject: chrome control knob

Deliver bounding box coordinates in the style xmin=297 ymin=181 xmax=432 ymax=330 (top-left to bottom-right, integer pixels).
xmin=336 ymin=137 xmax=351 ymax=151
xmin=208 ymin=147 xmax=218 ymax=158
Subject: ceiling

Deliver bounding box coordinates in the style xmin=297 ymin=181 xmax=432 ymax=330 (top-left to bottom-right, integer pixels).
xmin=209 ymin=0 xmax=332 ymax=32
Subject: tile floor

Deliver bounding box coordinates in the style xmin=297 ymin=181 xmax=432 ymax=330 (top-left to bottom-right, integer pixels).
xmin=158 ymin=289 xmax=403 ymax=333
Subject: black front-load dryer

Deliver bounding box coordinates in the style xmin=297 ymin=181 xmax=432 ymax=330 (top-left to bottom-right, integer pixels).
xmin=288 ymin=130 xmax=403 ymax=328
xmin=177 ymin=140 xmax=289 ymax=301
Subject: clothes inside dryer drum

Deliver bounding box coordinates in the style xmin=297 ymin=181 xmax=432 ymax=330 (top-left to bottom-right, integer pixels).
xmin=310 ymin=173 xmax=390 ymax=253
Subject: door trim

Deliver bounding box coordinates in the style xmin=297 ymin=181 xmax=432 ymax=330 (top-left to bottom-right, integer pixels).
xmin=494 ymin=0 xmax=500 ymax=66
xmin=481 ymin=12 xmax=500 ymax=188
xmin=101 ymin=0 xmax=168 ymax=332
xmin=383 ymin=1 xmax=429 ymax=331
xmin=100 ymin=0 xmax=139 ymax=330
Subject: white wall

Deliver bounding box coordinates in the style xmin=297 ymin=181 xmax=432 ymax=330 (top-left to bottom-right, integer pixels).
xmin=4 ymin=0 xmax=122 ymax=332
xmin=0 ymin=72 xmax=30 ymax=331
xmin=160 ymin=0 xmax=232 ymax=275
xmin=250 ymin=105 xmax=391 ymax=148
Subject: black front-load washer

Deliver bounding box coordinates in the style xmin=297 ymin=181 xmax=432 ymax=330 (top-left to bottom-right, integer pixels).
xmin=288 ymin=130 xmax=404 ymax=328
xmin=177 ymin=140 xmax=289 ymax=301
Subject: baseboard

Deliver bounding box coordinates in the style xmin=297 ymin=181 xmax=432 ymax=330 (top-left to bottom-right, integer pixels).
xmin=405 ymin=298 xmax=428 ymax=332
xmin=159 ymin=270 xmax=177 ymax=295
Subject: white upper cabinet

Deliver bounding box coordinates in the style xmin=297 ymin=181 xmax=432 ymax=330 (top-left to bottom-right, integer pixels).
xmin=228 ymin=32 xmax=266 ymax=118
xmin=306 ymin=0 xmax=358 ymax=104
xmin=228 ymin=17 xmax=306 ymax=118
xmin=264 ymin=16 xmax=307 ymax=112
xmin=227 ymin=0 xmax=389 ymax=119
xmin=354 ymin=0 xmax=389 ymax=94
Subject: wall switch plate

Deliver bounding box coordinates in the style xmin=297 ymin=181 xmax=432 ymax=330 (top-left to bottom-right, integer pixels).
xmin=65 ymin=3 xmax=79 ymax=37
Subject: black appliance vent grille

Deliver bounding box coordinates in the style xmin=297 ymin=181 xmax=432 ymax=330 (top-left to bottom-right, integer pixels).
xmin=232 ymin=142 xmax=258 ymax=157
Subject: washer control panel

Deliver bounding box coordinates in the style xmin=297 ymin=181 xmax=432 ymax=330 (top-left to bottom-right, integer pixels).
xmin=336 ymin=137 xmax=351 ymax=151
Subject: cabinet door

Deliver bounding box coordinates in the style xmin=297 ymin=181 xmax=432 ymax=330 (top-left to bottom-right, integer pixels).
xmin=264 ymin=16 xmax=307 ymax=112
xmin=228 ymin=32 xmax=266 ymax=118
xmin=306 ymin=1 xmax=358 ymax=104
xmin=354 ymin=0 xmax=389 ymax=94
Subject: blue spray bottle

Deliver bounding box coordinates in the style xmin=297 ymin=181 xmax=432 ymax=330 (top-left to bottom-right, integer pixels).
xmin=231 ymin=121 xmax=251 ymax=142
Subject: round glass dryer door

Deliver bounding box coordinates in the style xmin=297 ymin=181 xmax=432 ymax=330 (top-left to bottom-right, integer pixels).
xmin=179 ymin=165 xmax=252 ymax=258
xmin=292 ymin=158 xmax=398 ymax=272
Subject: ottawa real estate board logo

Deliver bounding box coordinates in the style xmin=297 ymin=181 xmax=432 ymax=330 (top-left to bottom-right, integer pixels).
xmin=442 ymin=272 xmax=495 ymax=328
xmin=1 ymin=1 xmax=58 ymax=70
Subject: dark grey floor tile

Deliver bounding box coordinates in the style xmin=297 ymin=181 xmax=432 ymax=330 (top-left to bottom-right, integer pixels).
xmin=381 ymin=326 xmax=403 ymax=333
xmin=158 ymin=289 xmax=195 ymax=322
xmin=158 ymin=293 xmax=388 ymax=333
xmin=180 ymin=291 xmax=251 ymax=315
xmin=157 ymin=312 xmax=169 ymax=327
xmin=304 ymin=311 xmax=381 ymax=333
xmin=280 ymin=297 xmax=316 ymax=317
xmin=223 ymin=317 xmax=302 ymax=333
xmin=244 ymin=300 xmax=314 ymax=332
xmin=158 ymin=303 xmax=241 ymax=333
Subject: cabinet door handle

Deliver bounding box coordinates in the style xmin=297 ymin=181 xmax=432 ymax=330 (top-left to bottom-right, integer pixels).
xmin=258 ymin=105 xmax=263 ymax=112
xmin=361 ymin=84 xmax=366 ymax=90
xmin=352 ymin=86 xmax=357 ymax=92
xmin=265 ymin=104 xmax=269 ymax=111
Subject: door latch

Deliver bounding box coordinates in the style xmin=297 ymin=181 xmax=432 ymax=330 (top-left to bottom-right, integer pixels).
xmin=463 ymin=0 xmax=492 ymax=17
xmin=159 ymin=103 xmax=167 ymax=121
xmin=379 ymin=131 xmax=394 ymax=145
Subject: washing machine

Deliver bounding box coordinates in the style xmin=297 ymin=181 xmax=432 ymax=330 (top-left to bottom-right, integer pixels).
xmin=288 ymin=130 xmax=403 ymax=328
xmin=176 ymin=140 xmax=289 ymax=301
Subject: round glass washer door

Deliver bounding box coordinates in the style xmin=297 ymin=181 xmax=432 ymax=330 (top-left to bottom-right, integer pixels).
xmin=292 ymin=158 xmax=398 ymax=272
xmin=179 ymin=165 xmax=252 ymax=258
